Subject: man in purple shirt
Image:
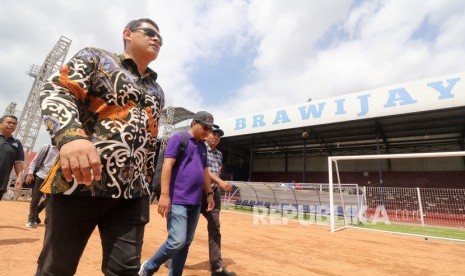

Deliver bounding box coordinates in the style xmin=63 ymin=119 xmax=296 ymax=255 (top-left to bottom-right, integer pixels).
xmin=140 ymin=111 xmax=215 ymax=276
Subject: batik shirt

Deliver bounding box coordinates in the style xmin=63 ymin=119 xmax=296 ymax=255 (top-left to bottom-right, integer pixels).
xmin=205 ymin=143 xmax=223 ymax=185
xmin=40 ymin=47 xmax=164 ymax=199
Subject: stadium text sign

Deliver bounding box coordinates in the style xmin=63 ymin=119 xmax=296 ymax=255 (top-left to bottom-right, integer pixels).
xmin=221 ymin=72 xmax=464 ymax=137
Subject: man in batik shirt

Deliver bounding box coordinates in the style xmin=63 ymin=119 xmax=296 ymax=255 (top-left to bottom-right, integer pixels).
xmin=36 ymin=18 xmax=164 ymax=276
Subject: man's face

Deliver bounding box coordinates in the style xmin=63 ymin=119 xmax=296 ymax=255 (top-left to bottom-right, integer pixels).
xmin=0 ymin=117 xmax=18 ymax=137
xmin=207 ymin=132 xmax=221 ymax=148
xmin=129 ymin=23 xmax=162 ymax=61
xmin=193 ymin=121 xmax=212 ymax=141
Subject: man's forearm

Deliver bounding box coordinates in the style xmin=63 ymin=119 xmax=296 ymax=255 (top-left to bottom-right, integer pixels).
xmin=208 ymin=170 xmax=222 ymax=184
xmin=160 ymin=161 xmax=173 ymax=196
xmin=203 ymin=169 xmax=213 ymax=193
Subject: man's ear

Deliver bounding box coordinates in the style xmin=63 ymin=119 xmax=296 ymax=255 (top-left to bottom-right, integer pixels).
xmin=123 ymin=28 xmax=132 ymax=44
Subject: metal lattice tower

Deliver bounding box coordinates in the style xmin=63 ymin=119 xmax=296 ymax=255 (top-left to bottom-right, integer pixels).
xmin=3 ymin=102 xmax=19 ymax=116
xmin=158 ymin=107 xmax=195 ymax=150
xmin=14 ymin=36 xmax=72 ymax=151
xmin=159 ymin=106 xmax=176 ymax=150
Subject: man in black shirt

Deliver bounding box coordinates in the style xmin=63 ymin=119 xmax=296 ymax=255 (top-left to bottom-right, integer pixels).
xmin=0 ymin=115 xmax=24 ymax=200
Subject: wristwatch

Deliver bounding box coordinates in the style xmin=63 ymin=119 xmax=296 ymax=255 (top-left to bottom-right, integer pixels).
xmin=207 ymin=191 xmax=214 ymax=196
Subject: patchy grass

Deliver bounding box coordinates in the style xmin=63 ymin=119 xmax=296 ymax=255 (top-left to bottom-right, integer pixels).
xmin=225 ymin=205 xmax=465 ymax=240
xmin=352 ymin=222 xmax=465 ymax=240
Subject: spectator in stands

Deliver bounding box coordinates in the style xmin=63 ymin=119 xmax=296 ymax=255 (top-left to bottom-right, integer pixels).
xmin=24 ymin=143 xmax=58 ymax=228
xmin=202 ymin=126 xmax=236 ymax=276
xmin=0 ymin=115 xmax=24 ymax=200
xmin=139 ymin=111 xmax=215 ymax=276
xmin=36 ymin=18 xmax=164 ymax=275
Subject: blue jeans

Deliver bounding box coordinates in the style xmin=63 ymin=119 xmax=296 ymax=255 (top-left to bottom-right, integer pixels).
xmin=146 ymin=204 xmax=201 ymax=276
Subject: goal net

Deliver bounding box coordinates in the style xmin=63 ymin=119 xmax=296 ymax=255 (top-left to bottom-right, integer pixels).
xmin=328 ymin=151 xmax=465 ymax=233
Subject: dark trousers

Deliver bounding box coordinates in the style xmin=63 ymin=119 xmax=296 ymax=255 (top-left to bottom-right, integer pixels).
xmin=28 ymin=176 xmax=47 ymax=222
xmin=201 ymin=188 xmax=223 ymax=271
xmin=35 ymin=194 xmax=150 ymax=276
xmin=0 ymin=190 xmax=4 ymax=201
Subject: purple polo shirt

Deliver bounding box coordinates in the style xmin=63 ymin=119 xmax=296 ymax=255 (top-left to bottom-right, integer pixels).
xmin=165 ymin=131 xmax=208 ymax=205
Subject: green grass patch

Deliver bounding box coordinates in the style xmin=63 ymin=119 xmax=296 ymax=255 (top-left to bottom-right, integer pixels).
xmin=353 ymin=222 xmax=465 ymax=240
xmin=224 ymin=205 xmax=254 ymax=213
xmin=224 ymin=205 xmax=465 ymax=240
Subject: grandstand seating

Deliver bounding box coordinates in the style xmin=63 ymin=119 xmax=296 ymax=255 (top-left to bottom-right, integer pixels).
xmin=302 ymin=205 xmax=310 ymax=218
xmin=234 ymin=199 xmax=260 ymax=210
xmin=270 ymin=202 xmax=280 ymax=213
xmin=337 ymin=206 xmax=344 ymax=216
xmin=245 ymin=200 xmax=256 ymax=209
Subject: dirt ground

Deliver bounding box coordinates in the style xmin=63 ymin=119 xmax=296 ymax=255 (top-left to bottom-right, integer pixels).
xmin=1 ymin=200 xmax=465 ymax=276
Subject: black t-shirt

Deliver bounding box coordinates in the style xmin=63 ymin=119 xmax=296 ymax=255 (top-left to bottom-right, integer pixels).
xmin=0 ymin=135 xmax=24 ymax=190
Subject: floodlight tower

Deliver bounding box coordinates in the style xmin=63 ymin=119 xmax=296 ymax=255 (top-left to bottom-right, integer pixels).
xmin=14 ymin=36 xmax=71 ymax=151
xmin=159 ymin=106 xmax=176 ymax=150
xmin=3 ymin=102 xmax=19 ymax=116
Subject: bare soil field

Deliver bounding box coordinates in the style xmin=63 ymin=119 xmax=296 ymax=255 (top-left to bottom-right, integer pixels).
xmin=1 ymin=200 xmax=464 ymax=275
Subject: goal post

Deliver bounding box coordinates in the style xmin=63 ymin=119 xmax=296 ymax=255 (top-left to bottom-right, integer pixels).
xmin=328 ymin=151 xmax=465 ymax=233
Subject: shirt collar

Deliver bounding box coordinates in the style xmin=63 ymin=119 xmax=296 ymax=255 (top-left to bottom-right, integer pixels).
xmin=0 ymin=133 xmax=14 ymax=140
xmin=119 ymin=52 xmax=158 ymax=81
xmin=205 ymin=142 xmax=217 ymax=152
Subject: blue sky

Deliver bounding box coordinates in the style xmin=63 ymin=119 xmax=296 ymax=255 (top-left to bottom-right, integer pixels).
xmin=1 ymin=0 xmax=465 ymax=150
xmin=411 ymin=16 xmax=440 ymax=41
xmin=190 ymin=42 xmax=256 ymax=106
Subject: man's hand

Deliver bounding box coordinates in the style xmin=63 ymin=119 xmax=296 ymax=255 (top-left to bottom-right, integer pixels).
xmin=158 ymin=194 xmax=171 ymax=217
xmin=14 ymin=177 xmax=23 ymax=193
xmin=218 ymin=180 xmax=232 ymax=193
xmin=25 ymin=174 xmax=34 ymax=185
xmin=205 ymin=194 xmax=215 ymax=212
xmin=60 ymin=139 xmax=102 ymax=185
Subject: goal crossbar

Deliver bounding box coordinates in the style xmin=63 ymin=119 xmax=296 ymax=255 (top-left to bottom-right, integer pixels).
xmin=327 ymin=151 xmax=465 ymax=233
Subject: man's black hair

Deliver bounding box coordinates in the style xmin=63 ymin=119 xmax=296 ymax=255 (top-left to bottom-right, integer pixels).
xmin=0 ymin=115 xmax=18 ymax=124
xmin=123 ymin=18 xmax=159 ymax=48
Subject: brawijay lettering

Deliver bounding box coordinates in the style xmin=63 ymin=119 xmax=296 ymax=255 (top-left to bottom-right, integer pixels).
xmin=223 ymin=73 xmax=463 ymax=136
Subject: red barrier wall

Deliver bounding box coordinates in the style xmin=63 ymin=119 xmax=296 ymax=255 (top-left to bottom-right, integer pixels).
xmin=250 ymin=171 xmax=465 ymax=188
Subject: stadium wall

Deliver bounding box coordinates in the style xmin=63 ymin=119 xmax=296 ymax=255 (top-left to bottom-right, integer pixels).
xmin=250 ymin=171 xmax=465 ymax=189
xmin=240 ymin=155 xmax=465 ymax=188
xmin=252 ymin=156 xmax=465 ymax=172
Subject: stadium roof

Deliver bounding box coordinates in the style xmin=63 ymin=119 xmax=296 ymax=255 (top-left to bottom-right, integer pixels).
xmin=219 ymin=106 xmax=465 ymax=157
xmin=217 ymin=72 xmax=465 ymax=157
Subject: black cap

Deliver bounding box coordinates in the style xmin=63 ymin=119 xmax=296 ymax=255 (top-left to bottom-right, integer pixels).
xmin=212 ymin=126 xmax=224 ymax=137
xmin=192 ymin=111 xmax=218 ymax=128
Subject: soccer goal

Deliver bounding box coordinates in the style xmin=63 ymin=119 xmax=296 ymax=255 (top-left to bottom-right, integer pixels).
xmin=328 ymin=151 xmax=465 ymax=233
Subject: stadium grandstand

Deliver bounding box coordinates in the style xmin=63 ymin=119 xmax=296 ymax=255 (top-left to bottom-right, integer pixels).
xmin=214 ymin=71 xmax=465 ymax=234
xmin=216 ymin=71 xmax=465 ymax=189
